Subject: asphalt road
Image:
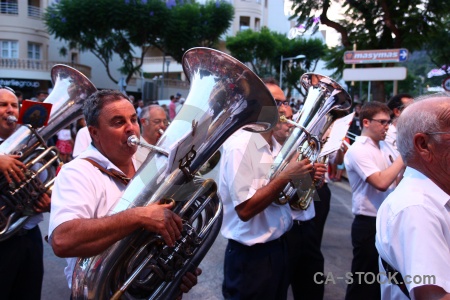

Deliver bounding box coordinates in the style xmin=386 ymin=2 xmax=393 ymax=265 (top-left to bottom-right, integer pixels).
xmin=39 ymin=179 xmax=354 ymax=300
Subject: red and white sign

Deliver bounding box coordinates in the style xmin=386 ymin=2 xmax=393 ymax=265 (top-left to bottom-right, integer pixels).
xmin=344 ymin=49 xmax=409 ymax=64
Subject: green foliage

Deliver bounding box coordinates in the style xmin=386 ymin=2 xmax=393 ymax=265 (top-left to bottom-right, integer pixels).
xmin=226 ymin=27 xmax=327 ymax=96
xmin=289 ymin=0 xmax=450 ymax=99
xmin=45 ymin=0 xmax=233 ymax=84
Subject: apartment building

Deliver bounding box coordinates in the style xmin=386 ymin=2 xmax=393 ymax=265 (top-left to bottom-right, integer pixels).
xmin=1 ymin=0 xmax=292 ymax=100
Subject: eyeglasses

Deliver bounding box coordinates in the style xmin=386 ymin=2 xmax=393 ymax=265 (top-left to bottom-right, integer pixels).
xmin=425 ymin=131 xmax=450 ymax=135
xmin=276 ymin=100 xmax=289 ymax=107
xmin=150 ymin=119 xmax=169 ymax=126
xmin=369 ymin=119 xmax=391 ymax=126
xmin=0 ymin=85 xmax=15 ymax=93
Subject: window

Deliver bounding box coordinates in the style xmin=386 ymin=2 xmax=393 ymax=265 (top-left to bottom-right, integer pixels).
xmin=0 ymin=0 xmax=18 ymax=15
xmin=1 ymin=40 xmax=18 ymax=58
xmin=239 ymin=16 xmax=250 ymax=31
xmin=28 ymin=42 xmax=41 ymax=60
xmin=255 ymin=18 xmax=261 ymax=31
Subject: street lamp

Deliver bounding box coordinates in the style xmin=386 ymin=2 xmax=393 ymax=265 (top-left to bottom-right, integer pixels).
xmin=279 ymin=54 xmax=306 ymax=88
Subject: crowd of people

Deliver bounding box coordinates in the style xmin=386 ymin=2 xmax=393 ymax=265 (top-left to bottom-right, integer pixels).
xmin=0 ymin=80 xmax=449 ymax=300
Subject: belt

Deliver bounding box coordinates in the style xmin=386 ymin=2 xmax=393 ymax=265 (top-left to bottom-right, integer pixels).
xmin=16 ymin=227 xmax=31 ymax=236
xmin=229 ymin=234 xmax=286 ymax=249
xmin=293 ymin=219 xmax=313 ymax=226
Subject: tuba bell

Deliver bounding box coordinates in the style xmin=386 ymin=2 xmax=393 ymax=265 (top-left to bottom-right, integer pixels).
xmin=0 ymin=65 xmax=97 ymax=241
xmin=270 ymin=73 xmax=352 ymax=210
xmin=71 ymin=47 xmax=278 ymax=300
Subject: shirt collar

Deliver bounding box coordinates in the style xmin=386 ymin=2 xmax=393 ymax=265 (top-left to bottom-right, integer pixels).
xmin=405 ymin=167 xmax=450 ymax=207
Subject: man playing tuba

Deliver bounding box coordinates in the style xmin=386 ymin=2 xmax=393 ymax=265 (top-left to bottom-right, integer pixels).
xmin=219 ymin=79 xmax=315 ymax=299
xmin=0 ymin=86 xmax=51 ymax=300
xmin=48 ymin=90 xmax=200 ymax=298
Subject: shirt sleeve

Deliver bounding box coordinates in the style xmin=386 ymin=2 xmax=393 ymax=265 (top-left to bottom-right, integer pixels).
xmin=345 ymin=145 xmax=382 ymax=181
xmin=48 ymin=160 xmax=101 ymax=237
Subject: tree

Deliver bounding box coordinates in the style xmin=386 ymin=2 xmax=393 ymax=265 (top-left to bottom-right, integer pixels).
xmin=289 ymin=0 xmax=450 ymax=101
xmin=226 ymin=27 xmax=326 ymax=97
xmin=45 ymin=0 xmax=233 ymax=85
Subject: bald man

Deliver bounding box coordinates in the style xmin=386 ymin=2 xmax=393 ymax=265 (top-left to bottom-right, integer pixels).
xmin=376 ymin=94 xmax=450 ymax=300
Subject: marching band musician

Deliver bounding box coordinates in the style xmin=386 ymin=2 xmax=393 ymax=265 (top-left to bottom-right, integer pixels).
xmin=385 ymin=93 xmax=414 ymax=159
xmin=135 ymin=104 xmax=169 ymax=165
xmin=219 ymin=79 xmax=315 ymax=299
xmin=48 ymin=90 xmax=200 ymax=297
xmin=272 ymin=101 xmax=328 ymax=300
xmin=0 ymin=86 xmax=51 ymax=300
xmin=344 ymin=101 xmax=405 ymax=300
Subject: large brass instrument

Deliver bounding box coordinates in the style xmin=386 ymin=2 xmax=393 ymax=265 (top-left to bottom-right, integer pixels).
xmin=0 ymin=65 xmax=96 ymax=241
xmin=71 ymin=47 xmax=278 ymax=300
xmin=270 ymin=73 xmax=352 ymax=210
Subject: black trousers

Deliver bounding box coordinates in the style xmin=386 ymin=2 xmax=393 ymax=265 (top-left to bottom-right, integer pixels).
xmin=286 ymin=220 xmax=325 ymax=300
xmin=345 ymin=215 xmax=381 ymax=300
xmin=222 ymin=237 xmax=289 ymax=300
xmin=313 ymin=183 xmax=331 ymax=247
xmin=0 ymin=226 xmax=44 ymax=300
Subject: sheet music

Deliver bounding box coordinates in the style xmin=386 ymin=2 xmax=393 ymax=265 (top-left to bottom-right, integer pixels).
xmin=319 ymin=112 xmax=355 ymax=157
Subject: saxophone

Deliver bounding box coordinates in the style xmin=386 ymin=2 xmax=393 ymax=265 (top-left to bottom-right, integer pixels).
xmin=71 ymin=47 xmax=279 ymax=300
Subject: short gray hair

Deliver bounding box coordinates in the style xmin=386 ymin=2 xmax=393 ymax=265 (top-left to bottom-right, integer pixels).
xmin=83 ymin=90 xmax=130 ymax=127
xmin=140 ymin=104 xmax=165 ymax=120
xmin=397 ymin=92 xmax=450 ymax=162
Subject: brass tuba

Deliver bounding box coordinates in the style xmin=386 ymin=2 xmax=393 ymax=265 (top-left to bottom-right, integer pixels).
xmin=0 ymin=65 xmax=97 ymax=241
xmin=71 ymin=47 xmax=278 ymax=300
xmin=270 ymin=73 xmax=352 ymax=210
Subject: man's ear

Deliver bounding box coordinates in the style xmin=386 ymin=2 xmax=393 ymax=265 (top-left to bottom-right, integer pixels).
xmin=393 ymin=107 xmax=401 ymax=118
xmin=413 ymin=133 xmax=432 ymax=162
xmin=141 ymin=118 xmax=148 ymax=126
xmin=88 ymin=125 xmax=98 ymax=143
xmin=362 ymin=118 xmax=370 ymax=128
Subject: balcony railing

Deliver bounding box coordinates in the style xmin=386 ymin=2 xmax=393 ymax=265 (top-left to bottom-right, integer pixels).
xmin=0 ymin=58 xmax=92 ymax=78
xmin=28 ymin=5 xmax=42 ymax=18
xmin=0 ymin=2 xmax=18 ymax=15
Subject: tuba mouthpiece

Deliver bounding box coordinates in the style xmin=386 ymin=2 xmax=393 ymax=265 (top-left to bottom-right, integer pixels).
xmin=127 ymin=135 xmax=139 ymax=147
xmin=6 ymin=115 xmax=17 ymax=124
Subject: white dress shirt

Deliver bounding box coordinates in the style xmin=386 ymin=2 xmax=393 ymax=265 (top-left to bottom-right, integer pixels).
xmin=49 ymin=144 xmax=140 ymax=288
xmin=72 ymin=126 xmax=92 ymax=158
xmin=344 ymin=136 xmax=396 ymax=217
xmin=376 ymin=167 xmax=450 ymax=299
xmin=219 ymin=130 xmax=292 ymax=246
xmin=384 ymin=124 xmax=400 ymax=160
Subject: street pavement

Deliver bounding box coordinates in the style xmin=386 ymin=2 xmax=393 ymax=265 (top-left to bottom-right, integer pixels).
xmin=40 ymin=179 xmax=354 ymax=300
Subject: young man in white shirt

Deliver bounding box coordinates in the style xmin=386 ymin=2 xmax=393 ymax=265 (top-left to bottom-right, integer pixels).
xmin=344 ymin=101 xmax=405 ymax=300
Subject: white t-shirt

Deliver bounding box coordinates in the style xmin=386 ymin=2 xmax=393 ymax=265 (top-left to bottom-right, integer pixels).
xmin=219 ymin=130 xmax=292 ymax=246
xmin=49 ymin=144 xmax=140 ymax=288
xmin=376 ymin=167 xmax=450 ymax=298
xmin=344 ymin=136 xmax=396 ymax=217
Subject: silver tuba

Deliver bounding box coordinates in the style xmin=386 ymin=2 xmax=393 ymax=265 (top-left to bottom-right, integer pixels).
xmin=0 ymin=65 xmax=97 ymax=241
xmin=270 ymin=73 xmax=351 ymax=210
xmin=71 ymin=47 xmax=278 ymax=300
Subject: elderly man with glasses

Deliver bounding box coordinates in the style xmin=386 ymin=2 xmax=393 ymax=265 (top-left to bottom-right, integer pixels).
xmin=376 ymin=93 xmax=450 ymax=300
xmin=135 ymin=104 xmax=169 ymax=164
xmin=344 ymin=101 xmax=406 ymax=300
